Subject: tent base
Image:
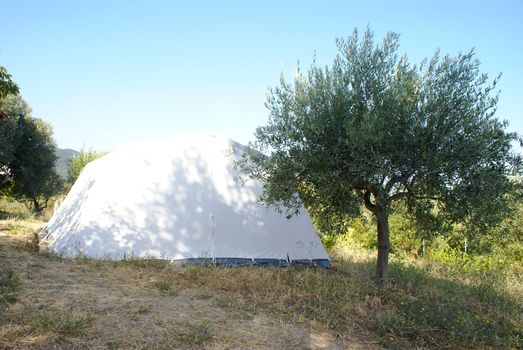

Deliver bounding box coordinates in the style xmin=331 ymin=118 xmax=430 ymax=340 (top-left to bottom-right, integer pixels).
xmin=171 ymin=257 xmax=330 ymax=268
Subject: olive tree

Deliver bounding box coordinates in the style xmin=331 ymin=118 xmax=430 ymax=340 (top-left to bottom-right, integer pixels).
xmin=238 ymin=28 xmax=521 ymax=282
xmin=0 ymin=95 xmax=62 ymax=211
xmin=9 ymin=114 xmax=62 ymax=211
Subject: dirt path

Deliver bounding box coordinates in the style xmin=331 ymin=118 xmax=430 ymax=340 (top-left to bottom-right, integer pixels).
xmin=0 ymin=223 xmax=380 ymax=349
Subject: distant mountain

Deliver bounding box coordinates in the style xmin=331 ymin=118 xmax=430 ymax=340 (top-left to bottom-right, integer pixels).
xmin=55 ymin=148 xmax=79 ymax=179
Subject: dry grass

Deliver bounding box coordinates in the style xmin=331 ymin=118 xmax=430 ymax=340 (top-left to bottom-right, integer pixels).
xmin=1 ymin=219 xmax=521 ymax=349
xmin=0 ymin=220 xmax=374 ymax=350
xmin=0 ymin=199 xmax=30 ymax=219
xmin=162 ymin=242 xmax=522 ymax=349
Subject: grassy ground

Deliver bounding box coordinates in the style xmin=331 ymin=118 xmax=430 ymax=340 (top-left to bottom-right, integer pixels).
xmin=173 ymin=245 xmax=522 ymax=349
xmin=0 ymin=220 xmax=377 ymax=350
xmin=1 ymin=219 xmax=521 ymax=349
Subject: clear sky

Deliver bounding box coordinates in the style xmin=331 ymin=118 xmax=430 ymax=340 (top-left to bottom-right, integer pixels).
xmin=1 ymin=0 xmax=522 ymax=151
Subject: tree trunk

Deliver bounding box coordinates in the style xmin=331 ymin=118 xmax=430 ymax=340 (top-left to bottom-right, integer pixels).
xmin=32 ymin=198 xmax=42 ymax=213
xmin=375 ymin=206 xmax=390 ymax=283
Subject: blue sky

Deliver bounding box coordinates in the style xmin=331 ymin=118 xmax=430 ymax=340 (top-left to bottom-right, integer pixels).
xmin=1 ymin=0 xmax=522 ymax=151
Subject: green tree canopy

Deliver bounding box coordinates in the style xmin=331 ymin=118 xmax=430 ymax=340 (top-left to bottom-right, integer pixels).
xmin=0 ymin=95 xmax=62 ymax=211
xmin=10 ymin=116 xmax=62 ymax=211
xmin=0 ymin=66 xmax=19 ymax=101
xmin=0 ymin=66 xmax=23 ymax=183
xmin=68 ymin=149 xmax=108 ymax=184
xmin=0 ymin=95 xmax=32 ymax=190
xmin=239 ymin=28 xmax=522 ymax=282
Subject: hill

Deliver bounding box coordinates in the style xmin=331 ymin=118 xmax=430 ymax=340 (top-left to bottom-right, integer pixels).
xmin=54 ymin=148 xmax=79 ymax=179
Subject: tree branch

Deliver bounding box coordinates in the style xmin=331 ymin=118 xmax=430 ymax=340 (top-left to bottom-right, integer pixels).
xmin=387 ymin=190 xmax=443 ymax=204
xmin=363 ymin=190 xmax=376 ymax=212
xmin=414 ymin=195 xmax=442 ymax=201
xmin=384 ymin=175 xmax=401 ymax=193
xmin=387 ymin=191 xmax=408 ymax=202
xmin=384 ymin=170 xmax=414 ymax=193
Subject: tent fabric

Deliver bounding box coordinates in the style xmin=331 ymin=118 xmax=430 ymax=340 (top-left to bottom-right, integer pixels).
xmin=43 ymin=133 xmax=330 ymax=266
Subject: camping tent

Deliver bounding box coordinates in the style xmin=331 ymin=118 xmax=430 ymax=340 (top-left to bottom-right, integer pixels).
xmin=42 ymin=133 xmax=330 ymax=267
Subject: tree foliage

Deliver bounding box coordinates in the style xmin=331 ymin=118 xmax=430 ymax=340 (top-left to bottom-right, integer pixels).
xmin=68 ymin=149 xmax=107 ymax=184
xmin=238 ymin=28 xmax=521 ymax=282
xmin=10 ymin=116 xmax=62 ymax=211
xmin=0 ymin=95 xmax=61 ymax=211
xmin=0 ymin=66 xmax=19 ymax=101
xmin=0 ymin=67 xmax=62 ymax=211
xmin=0 ymin=86 xmax=28 ymax=188
xmin=0 ymin=95 xmax=30 ymax=191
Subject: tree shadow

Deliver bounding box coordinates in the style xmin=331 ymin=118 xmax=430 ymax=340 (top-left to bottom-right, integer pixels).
xmin=43 ymin=136 xmax=328 ymax=265
xmin=333 ymin=255 xmax=522 ymax=348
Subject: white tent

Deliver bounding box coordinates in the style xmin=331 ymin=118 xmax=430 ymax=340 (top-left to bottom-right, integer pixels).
xmin=42 ymin=134 xmax=330 ymax=267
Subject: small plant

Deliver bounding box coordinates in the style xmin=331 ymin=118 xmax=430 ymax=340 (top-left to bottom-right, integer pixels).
xmin=74 ymin=254 xmax=105 ymax=268
xmin=214 ymin=295 xmax=233 ymax=309
xmin=137 ymin=304 xmax=152 ymax=314
xmin=114 ymin=257 xmax=168 ymax=269
xmin=7 ymin=221 xmax=23 ymax=236
xmin=155 ymin=280 xmax=171 ymax=291
xmin=22 ymin=310 xmax=91 ymax=336
xmin=191 ymin=293 xmax=212 ymax=301
xmin=176 ymin=321 xmax=212 ymax=346
xmin=25 ymin=231 xmax=40 ymax=252
xmin=154 ymin=278 xmax=177 ymax=296
xmin=41 ymin=250 xmax=63 ymax=260
xmin=105 ymin=341 xmax=121 ymax=350
xmin=0 ymin=272 xmax=21 ymax=309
